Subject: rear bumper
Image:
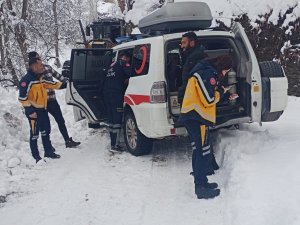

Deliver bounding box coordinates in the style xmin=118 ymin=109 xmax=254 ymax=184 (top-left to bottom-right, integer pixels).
xmin=130 ymin=103 xmax=187 ymax=138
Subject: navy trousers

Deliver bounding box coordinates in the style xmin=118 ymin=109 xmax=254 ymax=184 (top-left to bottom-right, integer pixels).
xmin=28 ymin=109 xmax=53 ymax=160
xmin=47 ymin=100 xmax=69 ymax=142
xmin=183 ymin=120 xmax=212 ymax=185
xmin=104 ymin=92 xmax=123 ymax=147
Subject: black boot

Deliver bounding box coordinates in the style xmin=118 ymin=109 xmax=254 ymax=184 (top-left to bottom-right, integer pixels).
xmin=109 ymin=145 xmax=124 ymax=153
xmin=195 ymin=185 xmax=220 ymax=199
xmin=44 ymin=152 xmax=61 ymax=159
xmin=194 ymin=182 xmax=218 ymax=194
xmin=65 ymin=137 xmax=81 ymax=148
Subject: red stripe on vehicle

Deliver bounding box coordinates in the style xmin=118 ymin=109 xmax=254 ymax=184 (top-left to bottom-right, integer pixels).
xmin=124 ymin=95 xmax=135 ymax=105
xmin=125 ymin=94 xmax=150 ymax=105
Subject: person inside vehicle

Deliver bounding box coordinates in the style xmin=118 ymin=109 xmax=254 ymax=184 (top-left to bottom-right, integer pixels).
xmin=28 ymin=51 xmax=81 ymax=149
xmin=178 ymin=31 xmax=208 ymax=104
xmin=167 ymin=53 xmax=182 ymax=92
xmin=18 ymin=57 xmax=66 ymax=163
xmin=103 ymin=51 xmax=131 ymax=153
xmin=208 ymin=56 xmax=239 ymax=105
xmin=179 ymin=55 xmax=233 ymax=199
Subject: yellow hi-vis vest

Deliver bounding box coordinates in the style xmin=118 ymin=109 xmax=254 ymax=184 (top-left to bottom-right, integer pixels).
xmin=180 ymin=75 xmax=221 ymax=124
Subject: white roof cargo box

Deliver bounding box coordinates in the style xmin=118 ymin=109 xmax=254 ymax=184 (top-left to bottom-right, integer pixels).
xmin=138 ymin=2 xmax=213 ymax=34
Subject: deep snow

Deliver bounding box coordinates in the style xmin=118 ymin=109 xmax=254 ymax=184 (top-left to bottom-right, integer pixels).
xmin=0 ymin=86 xmax=300 ymax=225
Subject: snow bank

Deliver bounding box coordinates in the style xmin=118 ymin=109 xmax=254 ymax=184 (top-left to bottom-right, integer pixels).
xmin=0 ymin=87 xmax=32 ymax=199
xmin=0 ymin=86 xmax=87 ymax=201
xmin=216 ymin=97 xmax=300 ymax=225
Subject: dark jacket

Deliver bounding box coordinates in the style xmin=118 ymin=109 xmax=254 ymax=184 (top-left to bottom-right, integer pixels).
xmin=103 ymin=60 xmax=131 ymax=95
xmin=42 ymin=65 xmax=68 ymax=101
xmin=178 ymin=45 xmax=207 ymax=104
xmin=179 ymin=60 xmax=224 ymax=126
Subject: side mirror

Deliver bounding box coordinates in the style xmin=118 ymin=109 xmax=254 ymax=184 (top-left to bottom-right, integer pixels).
xmin=86 ymin=26 xmax=90 ymax=37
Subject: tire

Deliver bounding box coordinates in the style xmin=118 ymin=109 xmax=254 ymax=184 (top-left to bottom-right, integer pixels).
xmin=259 ymin=61 xmax=285 ymax=122
xmin=259 ymin=61 xmax=284 ymax=78
xmin=124 ymin=112 xmax=153 ymax=156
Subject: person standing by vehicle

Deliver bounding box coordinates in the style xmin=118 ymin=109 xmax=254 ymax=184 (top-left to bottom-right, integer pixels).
xmin=179 ymin=55 xmax=233 ymax=199
xmin=178 ymin=31 xmax=207 ymax=105
xmin=28 ymin=52 xmax=81 ymax=149
xmin=103 ymin=52 xmax=131 ymax=153
xmin=178 ymin=32 xmax=220 ymax=174
xmin=18 ymin=58 xmax=66 ymax=162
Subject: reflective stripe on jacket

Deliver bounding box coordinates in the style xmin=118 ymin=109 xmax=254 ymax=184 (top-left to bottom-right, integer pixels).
xmin=179 ymin=61 xmax=224 ymax=126
xmin=18 ymin=70 xmax=64 ymax=116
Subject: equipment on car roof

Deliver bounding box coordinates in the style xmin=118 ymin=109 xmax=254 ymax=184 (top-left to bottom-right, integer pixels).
xmin=138 ymin=2 xmax=213 ymax=35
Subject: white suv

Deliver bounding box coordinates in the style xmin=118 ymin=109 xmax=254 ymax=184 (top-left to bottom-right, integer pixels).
xmin=65 ymin=2 xmax=288 ymax=156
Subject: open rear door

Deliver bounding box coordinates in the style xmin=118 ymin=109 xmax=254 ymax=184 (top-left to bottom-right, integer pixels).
xmin=232 ymin=22 xmax=262 ymax=123
xmin=66 ymin=48 xmax=112 ymax=123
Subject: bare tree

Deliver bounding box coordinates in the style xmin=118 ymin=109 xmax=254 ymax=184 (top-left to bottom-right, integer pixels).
xmin=6 ymin=0 xmax=29 ymax=66
xmin=116 ymin=0 xmax=126 ymax=13
xmin=52 ymin=0 xmax=61 ymax=67
xmin=0 ymin=2 xmax=18 ymax=85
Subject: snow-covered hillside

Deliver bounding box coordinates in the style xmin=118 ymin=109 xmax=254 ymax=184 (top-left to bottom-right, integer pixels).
xmin=1 ymin=86 xmax=300 ymax=225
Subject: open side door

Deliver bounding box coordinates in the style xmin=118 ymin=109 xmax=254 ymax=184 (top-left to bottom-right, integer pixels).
xmin=66 ymin=48 xmax=112 ymax=123
xmin=232 ymin=22 xmax=262 ymax=123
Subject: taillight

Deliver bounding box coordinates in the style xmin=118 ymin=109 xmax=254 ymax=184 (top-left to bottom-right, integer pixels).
xmin=150 ymin=81 xmax=167 ymax=103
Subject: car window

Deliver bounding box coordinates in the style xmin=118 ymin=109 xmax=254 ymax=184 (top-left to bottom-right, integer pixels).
xmin=72 ymin=49 xmax=112 ymax=81
xmin=131 ymin=44 xmax=151 ymax=76
xmin=72 ymin=52 xmax=86 ymax=80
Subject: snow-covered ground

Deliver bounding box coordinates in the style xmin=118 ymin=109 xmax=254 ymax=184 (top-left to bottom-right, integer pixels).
xmin=0 ymin=86 xmax=300 ymax=225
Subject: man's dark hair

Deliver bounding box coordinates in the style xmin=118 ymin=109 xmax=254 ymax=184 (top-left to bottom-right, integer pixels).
xmin=119 ymin=51 xmax=131 ymax=58
xmin=28 ymin=57 xmax=39 ymax=66
xmin=28 ymin=51 xmax=38 ymax=59
xmin=182 ymin=31 xmax=198 ymax=43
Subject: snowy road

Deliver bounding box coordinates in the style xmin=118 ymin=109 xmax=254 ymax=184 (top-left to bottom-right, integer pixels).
xmin=0 ymin=132 xmax=225 ymax=225
xmin=1 ymin=90 xmax=300 ymax=225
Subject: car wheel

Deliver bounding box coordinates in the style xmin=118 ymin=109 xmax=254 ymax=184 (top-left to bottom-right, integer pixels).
xmin=124 ymin=112 xmax=153 ymax=156
xmin=259 ymin=61 xmax=284 ymax=78
xmin=259 ymin=61 xmax=285 ymax=122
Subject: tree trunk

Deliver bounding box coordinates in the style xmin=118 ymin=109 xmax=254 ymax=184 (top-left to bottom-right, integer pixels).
xmin=6 ymin=0 xmax=29 ymax=68
xmin=116 ymin=0 xmax=126 ymax=13
xmin=4 ymin=21 xmax=18 ymax=85
xmin=0 ymin=3 xmax=6 ymax=76
xmin=52 ymin=0 xmax=61 ymax=68
xmin=1 ymin=2 xmax=18 ymax=85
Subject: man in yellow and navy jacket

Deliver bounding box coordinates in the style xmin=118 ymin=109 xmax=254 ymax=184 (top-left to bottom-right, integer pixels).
xmin=19 ymin=57 xmax=66 ymax=163
xmin=179 ymin=56 xmax=233 ymax=199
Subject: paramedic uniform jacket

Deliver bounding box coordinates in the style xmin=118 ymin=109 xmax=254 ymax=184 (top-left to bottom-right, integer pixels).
xmin=179 ymin=61 xmax=224 ymax=126
xmin=103 ymin=60 xmax=131 ymax=95
xmin=18 ymin=69 xmax=66 ymax=117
